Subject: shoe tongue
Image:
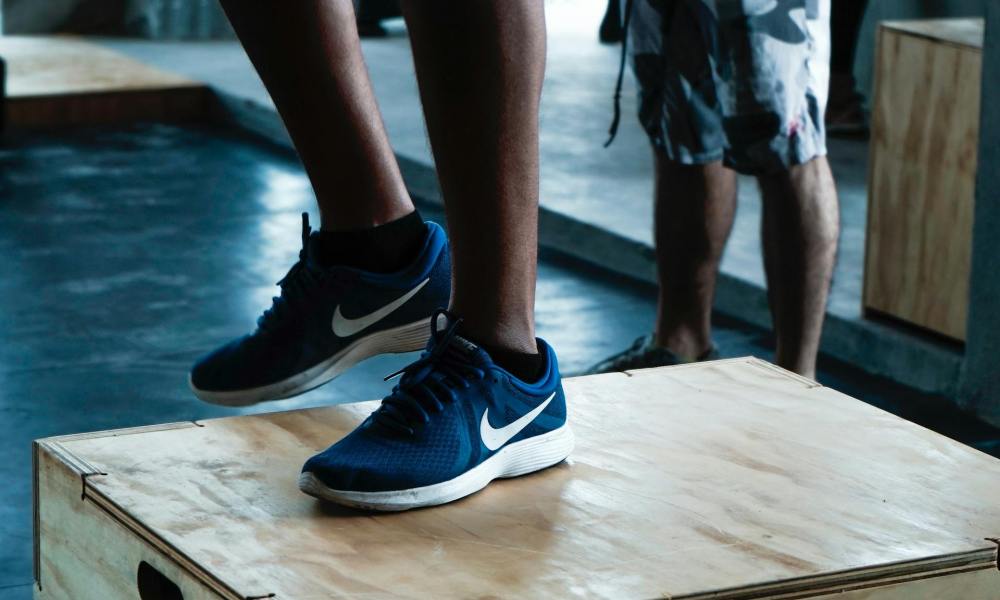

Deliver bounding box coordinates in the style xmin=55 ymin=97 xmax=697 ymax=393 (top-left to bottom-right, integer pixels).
xmin=448 ymin=332 xmax=477 ymax=354
xmin=439 ymin=332 xmax=493 ymax=368
xmin=426 ymin=311 xmax=494 ymax=367
xmin=305 ymin=232 xmax=324 ymax=268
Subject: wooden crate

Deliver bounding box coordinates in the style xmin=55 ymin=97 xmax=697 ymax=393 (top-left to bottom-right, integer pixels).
xmin=864 ymin=19 xmax=984 ymax=341
xmin=0 ymin=35 xmax=208 ymax=129
xmin=34 ymin=358 xmax=1000 ymax=599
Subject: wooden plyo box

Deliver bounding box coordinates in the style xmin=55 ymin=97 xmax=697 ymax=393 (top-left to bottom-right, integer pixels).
xmin=0 ymin=36 xmax=208 ymax=129
xmin=864 ymin=19 xmax=984 ymax=341
xmin=34 ymin=358 xmax=1000 ymax=599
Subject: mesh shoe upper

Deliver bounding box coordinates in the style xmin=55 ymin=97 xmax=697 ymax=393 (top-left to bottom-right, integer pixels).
xmin=301 ymin=313 xmax=567 ymax=493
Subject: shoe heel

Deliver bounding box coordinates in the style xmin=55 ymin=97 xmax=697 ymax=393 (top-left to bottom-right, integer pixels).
xmin=375 ymin=318 xmax=431 ymax=354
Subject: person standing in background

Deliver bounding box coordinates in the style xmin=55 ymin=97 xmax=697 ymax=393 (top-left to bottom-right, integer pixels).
xmin=591 ymin=0 xmax=840 ymax=379
xmin=827 ymin=0 xmax=868 ymax=134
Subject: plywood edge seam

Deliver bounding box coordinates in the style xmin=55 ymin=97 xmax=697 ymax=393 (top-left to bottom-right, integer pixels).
xmin=879 ymin=20 xmax=985 ymax=51
xmin=37 ymin=420 xmax=201 ymax=446
xmin=744 ymin=357 xmax=824 ymax=389
xmin=623 ymin=356 xmax=763 ymax=375
xmin=80 ymin=478 xmax=265 ymax=600
xmin=37 ymin=441 xmax=105 ymax=482
xmin=880 ymin=29 xmax=984 ymax=53
xmin=986 ymin=537 xmax=1000 ymax=561
xmin=862 ymin=26 xmax=886 ymax=318
xmin=620 ymin=357 xmax=822 ymax=388
xmin=32 ymin=442 xmax=41 ymax=591
xmin=673 ymin=548 xmax=998 ymax=600
xmin=6 ymin=84 xmax=208 ymax=103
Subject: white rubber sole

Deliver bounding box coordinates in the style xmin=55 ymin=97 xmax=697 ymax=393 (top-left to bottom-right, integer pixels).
xmin=190 ymin=318 xmax=431 ymax=407
xmin=298 ymin=424 xmax=575 ymax=511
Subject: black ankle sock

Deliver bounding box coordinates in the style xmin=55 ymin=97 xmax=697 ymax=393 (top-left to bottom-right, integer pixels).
xmin=316 ymin=210 xmax=425 ymax=272
xmin=479 ymin=341 xmax=545 ymax=383
xmin=451 ymin=319 xmax=544 ymax=381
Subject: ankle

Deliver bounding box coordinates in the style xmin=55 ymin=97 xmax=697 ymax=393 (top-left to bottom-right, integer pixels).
xmin=774 ymin=348 xmax=817 ymax=379
xmin=315 ymin=209 xmax=424 ymax=272
xmin=654 ymin=327 xmax=712 ymax=361
xmin=448 ymin=302 xmax=537 ymax=353
xmin=457 ymin=323 xmax=537 ymax=355
xmin=451 ymin=313 xmax=541 ymax=380
xmin=477 ymin=341 xmax=545 ymax=382
xmin=455 ymin=324 xmax=542 ymax=381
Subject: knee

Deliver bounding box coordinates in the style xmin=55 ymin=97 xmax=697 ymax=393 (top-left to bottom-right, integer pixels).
xmin=758 ymin=157 xmax=840 ymax=246
xmin=654 ymin=155 xmax=737 ymax=200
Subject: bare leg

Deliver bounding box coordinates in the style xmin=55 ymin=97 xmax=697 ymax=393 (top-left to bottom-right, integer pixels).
xmin=219 ymin=0 xmax=412 ymax=231
xmin=758 ymin=156 xmax=840 ymax=378
xmin=654 ymin=155 xmax=738 ymax=359
xmin=401 ymin=1 xmax=545 ymax=354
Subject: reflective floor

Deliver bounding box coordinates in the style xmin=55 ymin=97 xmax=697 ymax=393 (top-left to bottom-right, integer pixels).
xmin=0 ymin=124 xmax=996 ymax=597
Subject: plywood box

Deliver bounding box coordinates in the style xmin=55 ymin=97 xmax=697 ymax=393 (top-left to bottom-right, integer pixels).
xmin=34 ymin=358 xmax=1000 ymax=599
xmin=864 ymin=19 xmax=984 ymax=341
xmin=0 ymin=35 xmax=208 ymax=128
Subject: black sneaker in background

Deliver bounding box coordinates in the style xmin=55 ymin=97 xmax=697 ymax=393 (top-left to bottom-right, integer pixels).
xmin=584 ymin=333 xmax=719 ymax=375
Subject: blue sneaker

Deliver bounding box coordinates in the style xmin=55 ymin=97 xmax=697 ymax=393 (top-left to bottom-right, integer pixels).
xmin=298 ymin=311 xmax=574 ymax=511
xmin=189 ymin=214 xmax=450 ymax=406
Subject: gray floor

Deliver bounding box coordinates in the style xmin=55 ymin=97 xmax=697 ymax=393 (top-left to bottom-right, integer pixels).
xmin=1 ymin=123 xmax=997 ymax=599
xmin=99 ymin=0 xmax=872 ymax=323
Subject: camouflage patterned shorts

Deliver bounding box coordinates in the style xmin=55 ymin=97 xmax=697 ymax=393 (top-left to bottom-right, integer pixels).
xmin=629 ymin=0 xmax=830 ymax=174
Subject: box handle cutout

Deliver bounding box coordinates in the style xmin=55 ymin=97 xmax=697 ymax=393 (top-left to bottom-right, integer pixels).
xmin=137 ymin=561 xmax=183 ymax=600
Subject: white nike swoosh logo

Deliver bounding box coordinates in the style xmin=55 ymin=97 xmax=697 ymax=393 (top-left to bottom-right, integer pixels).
xmin=332 ymin=278 xmax=429 ymax=338
xmin=480 ymin=392 xmax=556 ymax=451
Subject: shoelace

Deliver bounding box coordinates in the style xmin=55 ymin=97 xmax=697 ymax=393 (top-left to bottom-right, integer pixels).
xmin=374 ymin=310 xmax=486 ymax=435
xmin=604 ymin=0 xmax=635 ymax=147
xmin=257 ymin=213 xmax=339 ymax=333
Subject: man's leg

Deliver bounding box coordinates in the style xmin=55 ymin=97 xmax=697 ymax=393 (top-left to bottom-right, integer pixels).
xmin=584 ymin=154 xmax=734 ymax=375
xmin=219 ymin=1 xmax=412 ymax=230
xmin=758 ymin=157 xmax=839 ymax=378
xmin=654 ymin=156 xmax=737 ymax=360
xmin=299 ymin=3 xmax=573 ymax=511
xmin=586 ymin=0 xmax=736 ymax=375
xmin=401 ymin=0 xmax=545 ymax=357
xmin=192 ymin=1 xmax=452 ymax=405
xmin=202 ymin=0 xmax=565 ymax=510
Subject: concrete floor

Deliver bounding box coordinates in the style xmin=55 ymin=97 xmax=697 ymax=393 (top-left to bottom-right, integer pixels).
xmin=1 ymin=123 xmax=998 ymax=598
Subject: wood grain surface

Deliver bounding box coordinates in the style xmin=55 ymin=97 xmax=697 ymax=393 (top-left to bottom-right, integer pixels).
xmin=864 ymin=21 xmax=982 ymax=341
xmin=35 ymin=359 xmax=1000 ymax=599
xmin=0 ymin=35 xmax=207 ymax=127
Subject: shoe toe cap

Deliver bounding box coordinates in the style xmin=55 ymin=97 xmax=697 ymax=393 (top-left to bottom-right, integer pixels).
xmin=190 ymin=335 xmax=279 ymax=393
xmin=301 ymin=426 xmax=443 ymax=493
xmin=301 ymin=451 xmax=386 ymax=493
xmin=190 ymin=334 xmax=301 ymax=393
xmin=190 ymin=337 xmax=246 ymax=392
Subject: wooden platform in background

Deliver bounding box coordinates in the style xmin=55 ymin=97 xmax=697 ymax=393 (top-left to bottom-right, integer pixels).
xmin=864 ymin=19 xmax=985 ymax=342
xmin=34 ymin=358 xmax=1000 ymax=599
xmin=0 ymin=36 xmax=208 ymax=128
